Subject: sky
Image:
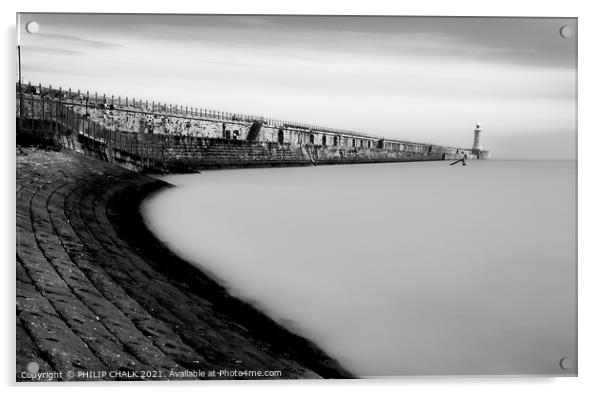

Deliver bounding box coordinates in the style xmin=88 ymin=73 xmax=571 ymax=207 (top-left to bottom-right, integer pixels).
xmin=17 ymin=14 xmax=577 ymax=159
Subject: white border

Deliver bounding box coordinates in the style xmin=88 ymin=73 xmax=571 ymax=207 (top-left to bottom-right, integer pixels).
xmin=2 ymin=1 xmax=600 ymax=394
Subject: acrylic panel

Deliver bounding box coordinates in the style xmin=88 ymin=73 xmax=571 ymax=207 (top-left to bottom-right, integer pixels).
xmin=16 ymin=13 xmax=577 ymax=381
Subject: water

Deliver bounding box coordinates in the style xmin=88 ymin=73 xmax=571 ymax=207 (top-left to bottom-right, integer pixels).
xmin=142 ymin=160 xmax=576 ymax=377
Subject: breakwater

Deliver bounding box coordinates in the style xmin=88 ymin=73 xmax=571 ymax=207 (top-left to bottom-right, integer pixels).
xmin=17 ymin=84 xmax=484 ymax=173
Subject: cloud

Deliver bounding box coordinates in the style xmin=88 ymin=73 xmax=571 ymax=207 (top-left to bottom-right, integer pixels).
xmin=24 ymin=45 xmax=83 ymax=55
xmin=35 ymin=33 xmax=122 ymax=49
xmin=115 ymin=16 xmax=573 ymax=69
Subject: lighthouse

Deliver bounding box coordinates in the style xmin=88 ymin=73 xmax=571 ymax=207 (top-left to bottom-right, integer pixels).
xmin=470 ymin=122 xmax=490 ymax=159
xmin=472 ymin=122 xmax=483 ymax=151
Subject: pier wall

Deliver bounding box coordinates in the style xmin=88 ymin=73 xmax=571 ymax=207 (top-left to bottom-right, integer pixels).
xmin=17 ymin=90 xmax=477 ymax=173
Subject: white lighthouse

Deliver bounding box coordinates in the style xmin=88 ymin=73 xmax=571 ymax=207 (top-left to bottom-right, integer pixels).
xmin=470 ymin=122 xmax=490 ymax=159
xmin=472 ymin=122 xmax=483 ymax=151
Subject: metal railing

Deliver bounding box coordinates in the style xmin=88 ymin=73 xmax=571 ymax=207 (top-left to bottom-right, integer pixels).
xmin=17 ymin=94 xmax=166 ymax=162
xmin=16 ymin=82 xmax=381 ymax=138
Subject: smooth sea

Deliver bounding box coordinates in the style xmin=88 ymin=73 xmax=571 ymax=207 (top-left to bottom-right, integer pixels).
xmin=142 ymin=160 xmax=576 ymax=377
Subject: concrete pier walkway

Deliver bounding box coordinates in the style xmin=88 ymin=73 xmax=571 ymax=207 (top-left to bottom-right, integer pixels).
xmin=16 ymin=147 xmax=350 ymax=381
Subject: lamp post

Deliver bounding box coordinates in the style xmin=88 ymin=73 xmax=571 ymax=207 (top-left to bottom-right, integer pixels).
xmin=18 ymin=45 xmax=23 ymax=114
xmin=17 ymin=14 xmax=23 ymax=122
